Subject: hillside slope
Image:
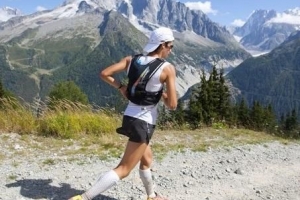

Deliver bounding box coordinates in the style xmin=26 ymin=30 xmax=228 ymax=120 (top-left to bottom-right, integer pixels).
xmin=227 ymin=31 xmax=300 ymax=117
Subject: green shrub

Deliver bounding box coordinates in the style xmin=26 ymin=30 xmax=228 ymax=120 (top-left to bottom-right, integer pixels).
xmin=48 ymin=81 xmax=89 ymax=109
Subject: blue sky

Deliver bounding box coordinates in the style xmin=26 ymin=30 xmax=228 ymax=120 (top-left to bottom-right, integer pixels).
xmin=0 ymin=0 xmax=299 ymax=26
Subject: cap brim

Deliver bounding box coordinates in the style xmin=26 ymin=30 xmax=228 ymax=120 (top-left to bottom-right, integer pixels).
xmin=143 ymin=43 xmax=160 ymax=53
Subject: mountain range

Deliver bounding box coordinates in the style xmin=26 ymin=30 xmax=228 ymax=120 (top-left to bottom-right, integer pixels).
xmin=2 ymin=2 xmax=300 ymax=56
xmin=232 ymin=8 xmax=300 ymax=55
xmin=0 ymin=0 xmax=249 ymax=106
xmin=0 ymin=0 xmax=299 ymax=118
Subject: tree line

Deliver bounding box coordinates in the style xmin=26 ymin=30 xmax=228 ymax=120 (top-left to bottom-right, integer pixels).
xmin=157 ymin=66 xmax=300 ymax=139
xmin=1 ymin=66 xmax=299 ymax=139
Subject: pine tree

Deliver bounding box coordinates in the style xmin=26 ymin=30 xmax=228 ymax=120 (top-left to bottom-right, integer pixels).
xmin=170 ymin=99 xmax=186 ymax=126
xmin=200 ymin=66 xmax=231 ymax=125
xmin=187 ymin=66 xmax=232 ymax=127
xmin=250 ymin=101 xmax=264 ymax=130
xmin=284 ymin=109 xmax=298 ymax=131
xmin=216 ymin=68 xmax=231 ymax=122
xmin=263 ymin=104 xmax=277 ymax=132
xmin=207 ymin=66 xmax=218 ymax=123
xmin=187 ymin=85 xmax=203 ymax=129
xmin=237 ymin=98 xmax=250 ymax=128
xmin=200 ymin=68 xmax=213 ymax=125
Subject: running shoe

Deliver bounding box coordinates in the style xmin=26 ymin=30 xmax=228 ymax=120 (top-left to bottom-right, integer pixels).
xmin=68 ymin=195 xmax=83 ymax=200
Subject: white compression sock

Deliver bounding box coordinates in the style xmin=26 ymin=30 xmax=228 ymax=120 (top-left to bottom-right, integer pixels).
xmin=83 ymin=170 xmax=120 ymax=199
xmin=139 ymin=168 xmax=156 ymax=198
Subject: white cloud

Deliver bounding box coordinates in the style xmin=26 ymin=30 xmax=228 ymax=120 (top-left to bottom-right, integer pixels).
xmin=231 ymin=19 xmax=245 ymax=27
xmin=269 ymin=13 xmax=300 ymax=25
xmin=36 ymin=6 xmax=47 ymax=12
xmin=184 ymin=1 xmax=217 ymax=15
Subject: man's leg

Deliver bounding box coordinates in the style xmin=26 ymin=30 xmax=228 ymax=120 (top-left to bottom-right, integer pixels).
xmin=69 ymin=141 xmax=148 ymax=200
xmin=139 ymin=145 xmax=156 ymax=198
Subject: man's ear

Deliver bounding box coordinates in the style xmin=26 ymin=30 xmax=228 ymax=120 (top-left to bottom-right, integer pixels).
xmin=162 ymin=43 xmax=168 ymax=49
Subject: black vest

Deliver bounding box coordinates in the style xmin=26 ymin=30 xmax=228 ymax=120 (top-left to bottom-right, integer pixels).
xmin=127 ymin=55 xmax=165 ymax=106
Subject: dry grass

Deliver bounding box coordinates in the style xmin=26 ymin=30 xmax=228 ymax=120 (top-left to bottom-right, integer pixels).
xmin=150 ymin=128 xmax=289 ymax=160
xmin=0 ymin=98 xmax=297 ymax=164
xmin=0 ymin=98 xmax=122 ymax=138
xmin=38 ymin=101 xmax=121 ymax=138
xmin=0 ymin=127 xmax=294 ymax=164
xmin=0 ymin=98 xmax=37 ymax=134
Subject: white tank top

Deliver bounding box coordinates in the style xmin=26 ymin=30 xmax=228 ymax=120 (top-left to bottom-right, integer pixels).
xmin=124 ymin=55 xmax=170 ymax=125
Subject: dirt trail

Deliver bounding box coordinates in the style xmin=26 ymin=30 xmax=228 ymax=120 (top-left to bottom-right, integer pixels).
xmin=0 ymin=133 xmax=299 ymax=200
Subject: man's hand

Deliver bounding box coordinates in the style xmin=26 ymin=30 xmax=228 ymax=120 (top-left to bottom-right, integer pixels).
xmin=119 ymin=85 xmax=128 ymax=99
xmin=161 ymin=92 xmax=168 ymax=105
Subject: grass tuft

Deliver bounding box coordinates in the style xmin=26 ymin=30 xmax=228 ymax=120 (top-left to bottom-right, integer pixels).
xmin=42 ymin=158 xmax=56 ymax=165
xmin=0 ymin=98 xmax=37 ymax=134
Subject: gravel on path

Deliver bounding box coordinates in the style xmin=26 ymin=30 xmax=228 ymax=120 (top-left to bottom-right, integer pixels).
xmin=1 ymin=133 xmax=300 ymax=200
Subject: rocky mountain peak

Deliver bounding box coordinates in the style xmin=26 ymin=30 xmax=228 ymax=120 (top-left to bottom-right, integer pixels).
xmin=233 ymin=8 xmax=299 ymax=54
xmin=253 ymin=9 xmax=277 ymax=17
xmin=234 ymin=9 xmax=277 ymax=38
xmin=115 ymin=0 xmax=236 ymax=45
xmin=77 ymin=1 xmax=94 ymax=13
xmin=0 ymin=6 xmax=22 ymax=22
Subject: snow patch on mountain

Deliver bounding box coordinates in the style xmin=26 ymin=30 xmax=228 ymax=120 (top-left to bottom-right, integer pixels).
xmin=30 ymin=0 xmax=97 ymax=20
xmin=0 ymin=6 xmax=22 ymax=22
xmin=63 ymin=0 xmax=99 ymax=8
xmin=233 ymin=35 xmax=242 ymax=42
xmin=251 ymin=51 xmax=269 ymax=57
xmin=234 ymin=7 xmax=300 ymax=55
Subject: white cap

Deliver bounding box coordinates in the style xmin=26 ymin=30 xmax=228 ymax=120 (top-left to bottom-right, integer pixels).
xmin=143 ymin=27 xmax=174 ymax=53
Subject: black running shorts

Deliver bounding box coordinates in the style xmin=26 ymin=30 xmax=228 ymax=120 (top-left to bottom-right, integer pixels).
xmin=116 ymin=115 xmax=155 ymax=144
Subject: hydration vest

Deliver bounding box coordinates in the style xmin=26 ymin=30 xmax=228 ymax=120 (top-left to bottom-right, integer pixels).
xmin=127 ymin=54 xmax=165 ymax=106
